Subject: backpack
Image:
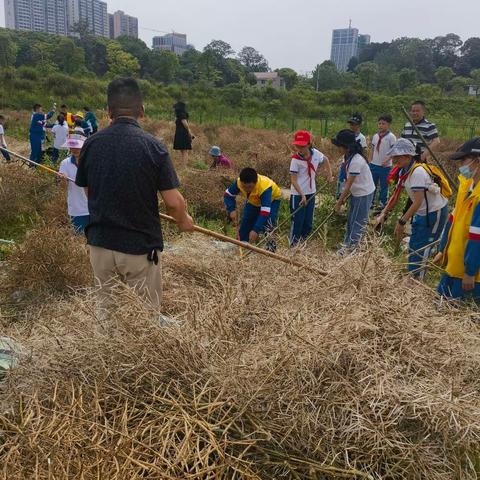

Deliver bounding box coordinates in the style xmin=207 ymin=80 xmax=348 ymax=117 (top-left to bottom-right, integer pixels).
xmin=410 ymin=163 xmax=453 ymax=199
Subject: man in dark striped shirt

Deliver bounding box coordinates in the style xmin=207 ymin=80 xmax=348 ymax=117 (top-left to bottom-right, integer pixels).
xmin=401 ymin=100 xmax=440 ymax=162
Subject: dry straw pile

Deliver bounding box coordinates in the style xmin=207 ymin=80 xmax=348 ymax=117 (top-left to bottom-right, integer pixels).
xmin=1 ymin=237 xmax=479 ymax=479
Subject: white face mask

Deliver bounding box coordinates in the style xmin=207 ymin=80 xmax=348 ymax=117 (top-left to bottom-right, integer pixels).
xmin=459 ymin=160 xmax=478 ymax=179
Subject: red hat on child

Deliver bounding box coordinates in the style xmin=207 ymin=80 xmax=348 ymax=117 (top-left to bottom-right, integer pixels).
xmin=292 ymin=130 xmax=312 ymax=146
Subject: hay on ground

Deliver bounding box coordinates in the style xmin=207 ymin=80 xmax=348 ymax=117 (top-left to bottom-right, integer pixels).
xmin=0 ymin=237 xmax=479 ymax=479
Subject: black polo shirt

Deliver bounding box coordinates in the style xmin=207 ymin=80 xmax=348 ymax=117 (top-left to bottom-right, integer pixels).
xmin=75 ymin=117 xmax=180 ymax=255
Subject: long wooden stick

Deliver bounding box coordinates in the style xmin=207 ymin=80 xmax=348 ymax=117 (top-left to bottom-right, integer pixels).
xmin=160 ymin=213 xmax=328 ymax=276
xmin=400 ymin=107 xmax=458 ymax=192
xmin=2 ymin=148 xmax=74 ymax=182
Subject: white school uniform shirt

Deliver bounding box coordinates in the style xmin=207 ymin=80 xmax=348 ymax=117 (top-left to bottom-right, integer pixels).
xmin=347 ymin=153 xmax=375 ymax=197
xmin=52 ymin=123 xmax=69 ymax=149
xmin=404 ymin=165 xmax=448 ymax=216
xmin=59 ymin=157 xmax=89 ymax=217
xmin=0 ymin=125 xmax=6 ymax=147
xmin=290 ymin=148 xmax=325 ymax=196
xmin=371 ymin=132 xmax=396 ymax=167
xmin=356 ymin=132 xmax=367 ymax=149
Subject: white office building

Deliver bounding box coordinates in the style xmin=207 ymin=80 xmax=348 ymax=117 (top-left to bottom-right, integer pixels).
xmin=67 ymin=0 xmax=109 ymax=37
xmin=5 ymin=0 xmax=68 ymax=35
xmin=109 ymin=10 xmax=138 ymax=39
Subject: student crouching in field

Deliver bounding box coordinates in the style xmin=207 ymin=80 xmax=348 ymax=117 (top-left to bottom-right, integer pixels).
xmin=289 ymin=130 xmax=333 ymax=246
xmin=369 ymin=115 xmax=396 ymax=210
xmin=333 ymin=129 xmax=375 ymax=255
xmin=377 ymin=138 xmax=449 ymax=279
xmin=435 ymin=138 xmax=480 ymax=303
xmin=224 ymin=168 xmax=282 ymax=252
xmin=58 ymin=134 xmax=90 ymax=234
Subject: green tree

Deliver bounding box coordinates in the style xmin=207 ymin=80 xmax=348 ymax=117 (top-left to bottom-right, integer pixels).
xmin=435 ymin=66 xmax=455 ymax=94
xmin=471 ymin=69 xmax=480 ymax=86
xmin=276 ymin=68 xmax=298 ymax=90
xmin=197 ymin=49 xmax=223 ymax=86
xmin=356 ymin=62 xmax=378 ymax=90
xmin=448 ymin=76 xmax=470 ymax=96
xmin=237 ymin=46 xmax=269 ymax=72
xmin=204 ymin=40 xmax=234 ymax=58
xmin=55 ymin=37 xmax=85 ymax=74
xmin=149 ymin=50 xmax=179 ymax=84
xmin=0 ymin=32 xmax=18 ymax=67
xmin=312 ymin=61 xmax=343 ymax=91
xmin=432 ymin=34 xmax=462 ymax=68
xmin=117 ymin=36 xmax=150 ymax=74
xmin=456 ymin=38 xmax=480 ymax=75
xmin=106 ymin=43 xmax=140 ymax=77
xmin=398 ymin=68 xmax=417 ymax=92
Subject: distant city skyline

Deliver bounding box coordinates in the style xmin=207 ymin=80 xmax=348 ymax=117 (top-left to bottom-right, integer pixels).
xmin=1 ymin=0 xmax=479 ymax=72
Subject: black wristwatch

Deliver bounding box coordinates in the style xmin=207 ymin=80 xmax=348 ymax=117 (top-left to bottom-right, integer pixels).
xmin=398 ymin=218 xmax=407 ymax=226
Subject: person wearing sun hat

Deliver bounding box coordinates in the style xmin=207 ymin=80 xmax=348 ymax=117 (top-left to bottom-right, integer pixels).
xmin=58 ymin=134 xmax=90 ymax=234
xmin=209 ymin=145 xmax=232 ymax=169
xmin=289 ymin=130 xmax=333 ymax=246
xmin=435 ymin=137 xmax=480 ymax=302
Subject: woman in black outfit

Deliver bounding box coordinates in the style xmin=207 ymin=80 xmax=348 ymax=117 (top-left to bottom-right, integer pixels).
xmin=173 ymin=101 xmax=194 ymax=164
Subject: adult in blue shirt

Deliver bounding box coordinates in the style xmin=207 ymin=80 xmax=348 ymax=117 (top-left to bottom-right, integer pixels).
xmin=29 ymin=104 xmax=54 ymax=166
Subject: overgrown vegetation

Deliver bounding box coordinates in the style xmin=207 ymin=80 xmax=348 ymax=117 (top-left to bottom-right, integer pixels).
xmin=0 ymin=28 xmax=479 ymax=139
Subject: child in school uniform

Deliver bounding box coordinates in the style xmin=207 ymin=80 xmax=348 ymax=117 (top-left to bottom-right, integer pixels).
xmin=58 ymin=134 xmax=89 ymax=234
xmin=0 ymin=115 xmax=11 ymax=162
xmin=289 ymin=130 xmax=334 ymax=246
xmin=369 ymin=115 xmax=396 ymax=209
xmin=435 ymin=138 xmax=480 ymax=302
xmin=224 ymin=168 xmax=282 ymax=252
xmin=333 ymin=129 xmax=375 ymax=254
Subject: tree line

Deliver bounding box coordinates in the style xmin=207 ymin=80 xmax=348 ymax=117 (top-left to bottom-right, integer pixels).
xmin=0 ymin=27 xmax=479 ymax=98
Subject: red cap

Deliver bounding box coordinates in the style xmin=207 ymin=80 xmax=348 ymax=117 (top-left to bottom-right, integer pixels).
xmin=292 ymin=130 xmax=312 ymax=146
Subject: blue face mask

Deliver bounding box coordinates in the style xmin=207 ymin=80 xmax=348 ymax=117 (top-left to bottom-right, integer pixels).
xmin=459 ymin=162 xmax=475 ymax=179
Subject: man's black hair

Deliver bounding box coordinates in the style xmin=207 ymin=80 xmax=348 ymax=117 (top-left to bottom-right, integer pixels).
xmin=378 ymin=114 xmax=392 ymax=123
xmin=0 ymin=115 xmax=5 ymax=121
xmin=60 ymin=104 xmax=67 ymax=109
xmin=412 ymin=100 xmax=426 ymax=109
xmin=33 ymin=103 xmax=41 ymax=111
xmin=84 ymin=106 xmax=90 ymax=111
xmin=107 ymin=77 xmax=143 ymax=118
xmin=75 ymin=118 xmax=83 ymax=126
xmin=239 ymin=167 xmax=258 ymax=184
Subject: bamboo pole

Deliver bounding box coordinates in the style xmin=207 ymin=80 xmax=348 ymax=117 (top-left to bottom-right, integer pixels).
xmin=400 ymin=106 xmax=458 ymax=192
xmin=159 ymin=213 xmax=329 ymax=276
xmin=2 ymin=148 xmax=74 ymax=182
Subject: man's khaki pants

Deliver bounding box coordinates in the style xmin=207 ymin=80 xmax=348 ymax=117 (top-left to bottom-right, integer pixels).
xmin=89 ymin=246 xmax=163 ymax=309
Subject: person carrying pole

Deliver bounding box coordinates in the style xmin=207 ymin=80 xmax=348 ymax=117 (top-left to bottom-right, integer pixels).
xmin=333 ymin=129 xmax=375 ymax=255
xmin=224 ymin=168 xmax=282 ymax=253
xmin=377 ymin=138 xmax=450 ymax=280
xmin=289 ymin=130 xmax=334 ymax=246
xmin=435 ymin=138 xmax=480 ymax=303
xmin=75 ymin=78 xmax=194 ymax=311
xmin=58 ymin=134 xmax=90 ymax=235
xmin=29 ymin=103 xmax=54 ymax=166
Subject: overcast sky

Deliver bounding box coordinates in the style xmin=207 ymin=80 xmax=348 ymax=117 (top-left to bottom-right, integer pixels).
xmin=1 ymin=0 xmax=479 ymax=73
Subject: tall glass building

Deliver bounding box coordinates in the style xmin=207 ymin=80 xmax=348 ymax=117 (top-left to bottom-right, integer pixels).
xmin=330 ymin=27 xmax=370 ymax=71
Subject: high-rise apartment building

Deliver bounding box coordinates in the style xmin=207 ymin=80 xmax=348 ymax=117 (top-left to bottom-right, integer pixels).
xmin=109 ymin=10 xmax=138 ymax=39
xmin=330 ymin=25 xmax=371 ymax=71
xmin=152 ymin=33 xmax=188 ymax=56
xmin=4 ymin=0 xmax=68 ymax=35
xmin=67 ymin=0 xmax=109 ymax=37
